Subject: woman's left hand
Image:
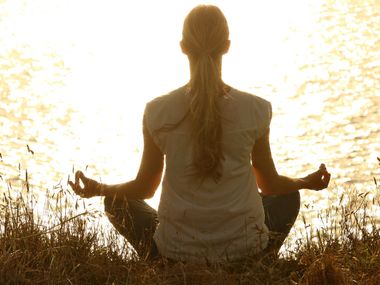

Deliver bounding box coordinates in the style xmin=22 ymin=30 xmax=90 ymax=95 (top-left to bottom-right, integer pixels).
xmin=303 ymin=164 xmax=331 ymax=191
xmin=68 ymin=171 xmax=102 ymax=198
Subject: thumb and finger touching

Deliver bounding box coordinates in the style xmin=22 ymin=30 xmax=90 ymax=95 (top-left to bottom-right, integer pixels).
xmin=306 ymin=164 xmax=331 ymax=190
xmin=69 ymin=171 xmax=89 ymax=196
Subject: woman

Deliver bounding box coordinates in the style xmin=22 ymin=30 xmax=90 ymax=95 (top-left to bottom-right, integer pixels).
xmin=69 ymin=5 xmax=330 ymax=262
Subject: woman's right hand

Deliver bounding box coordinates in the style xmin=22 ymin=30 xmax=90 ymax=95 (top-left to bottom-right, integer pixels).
xmin=303 ymin=164 xmax=331 ymax=191
xmin=68 ymin=171 xmax=103 ymax=198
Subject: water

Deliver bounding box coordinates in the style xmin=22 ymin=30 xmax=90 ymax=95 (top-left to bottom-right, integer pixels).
xmin=1 ymin=0 xmax=379 ymax=219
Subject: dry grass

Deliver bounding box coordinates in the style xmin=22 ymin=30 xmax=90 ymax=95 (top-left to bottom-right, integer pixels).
xmin=1 ymin=164 xmax=379 ymax=284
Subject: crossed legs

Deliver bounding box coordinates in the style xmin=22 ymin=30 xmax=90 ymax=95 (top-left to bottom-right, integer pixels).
xmin=262 ymin=191 xmax=301 ymax=256
xmin=104 ymin=196 xmax=159 ymax=260
xmin=104 ymin=190 xmax=300 ymax=260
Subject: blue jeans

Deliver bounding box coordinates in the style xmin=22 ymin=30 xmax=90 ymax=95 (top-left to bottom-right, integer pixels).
xmin=104 ymin=191 xmax=300 ymax=260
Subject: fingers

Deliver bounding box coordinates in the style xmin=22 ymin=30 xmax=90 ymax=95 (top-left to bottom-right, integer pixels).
xmin=69 ymin=171 xmax=88 ymax=196
xmin=75 ymin=171 xmax=84 ymax=184
xmin=319 ymin=163 xmax=326 ymax=171
xmin=68 ymin=178 xmax=82 ymax=195
xmin=69 ymin=171 xmax=99 ymax=198
xmin=318 ymin=164 xmax=328 ymax=175
xmin=322 ymin=171 xmax=331 ymax=187
xmin=307 ymin=164 xmax=331 ymax=190
xmin=76 ymin=171 xmax=90 ymax=187
xmin=318 ymin=164 xmax=331 ymax=189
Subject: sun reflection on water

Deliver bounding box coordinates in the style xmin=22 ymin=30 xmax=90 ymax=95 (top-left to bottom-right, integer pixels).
xmin=0 ymin=0 xmax=379 ymax=232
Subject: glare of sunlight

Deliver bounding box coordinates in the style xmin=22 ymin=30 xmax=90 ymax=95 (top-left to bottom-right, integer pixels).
xmin=2 ymin=0 xmax=355 ymax=211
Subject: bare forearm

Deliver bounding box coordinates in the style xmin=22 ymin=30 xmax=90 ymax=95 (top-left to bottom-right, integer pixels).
xmin=69 ymin=118 xmax=164 ymax=200
xmin=257 ymin=170 xmax=328 ymax=196
xmin=100 ymin=180 xmax=154 ymax=200
xmin=267 ymin=175 xmax=308 ymax=195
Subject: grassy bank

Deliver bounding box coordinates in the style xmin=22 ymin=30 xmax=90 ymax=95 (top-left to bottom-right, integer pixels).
xmin=1 ymin=175 xmax=379 ymax=284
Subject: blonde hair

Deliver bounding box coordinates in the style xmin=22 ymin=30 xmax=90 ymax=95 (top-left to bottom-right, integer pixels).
xmin=182 ymin=5 xmax=229 ymax=182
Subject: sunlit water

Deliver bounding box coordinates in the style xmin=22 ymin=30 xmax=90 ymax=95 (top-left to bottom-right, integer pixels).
xmin=1 ymin=0 xmax=379 ymax=235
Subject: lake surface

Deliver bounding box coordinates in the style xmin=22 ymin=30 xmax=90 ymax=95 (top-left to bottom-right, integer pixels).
xmin=1 ymin=0 xmax=379 ymax=224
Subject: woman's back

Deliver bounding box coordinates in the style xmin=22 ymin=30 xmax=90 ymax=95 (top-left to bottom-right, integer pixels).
xmin=144 ymin=85 xmax=272 ymax=261
xmin=69 ymin=4 xmax=330 ymax=264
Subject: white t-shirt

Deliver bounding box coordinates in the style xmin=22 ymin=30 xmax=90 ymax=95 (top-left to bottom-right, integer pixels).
xmin=144 ymin=86 xmax=271 ymax=261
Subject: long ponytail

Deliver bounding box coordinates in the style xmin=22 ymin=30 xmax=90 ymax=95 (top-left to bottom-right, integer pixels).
xmin=182 ymin=5 xmax=229 ymax=182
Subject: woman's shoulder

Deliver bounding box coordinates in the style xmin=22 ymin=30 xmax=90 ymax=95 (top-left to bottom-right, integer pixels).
xmin=146 ymin=86 xmax=188 ymax=108
xmin=229 ymin=87 xmax=271 ymax=107
xmin=227 ymin=87 xmax=272 ymax=127
xmin=144 ymin=86 xmax=189 ymax=124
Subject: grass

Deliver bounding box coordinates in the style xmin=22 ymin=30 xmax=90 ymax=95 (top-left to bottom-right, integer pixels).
xmin=1 ymin=163 xmax=380 ymax=284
